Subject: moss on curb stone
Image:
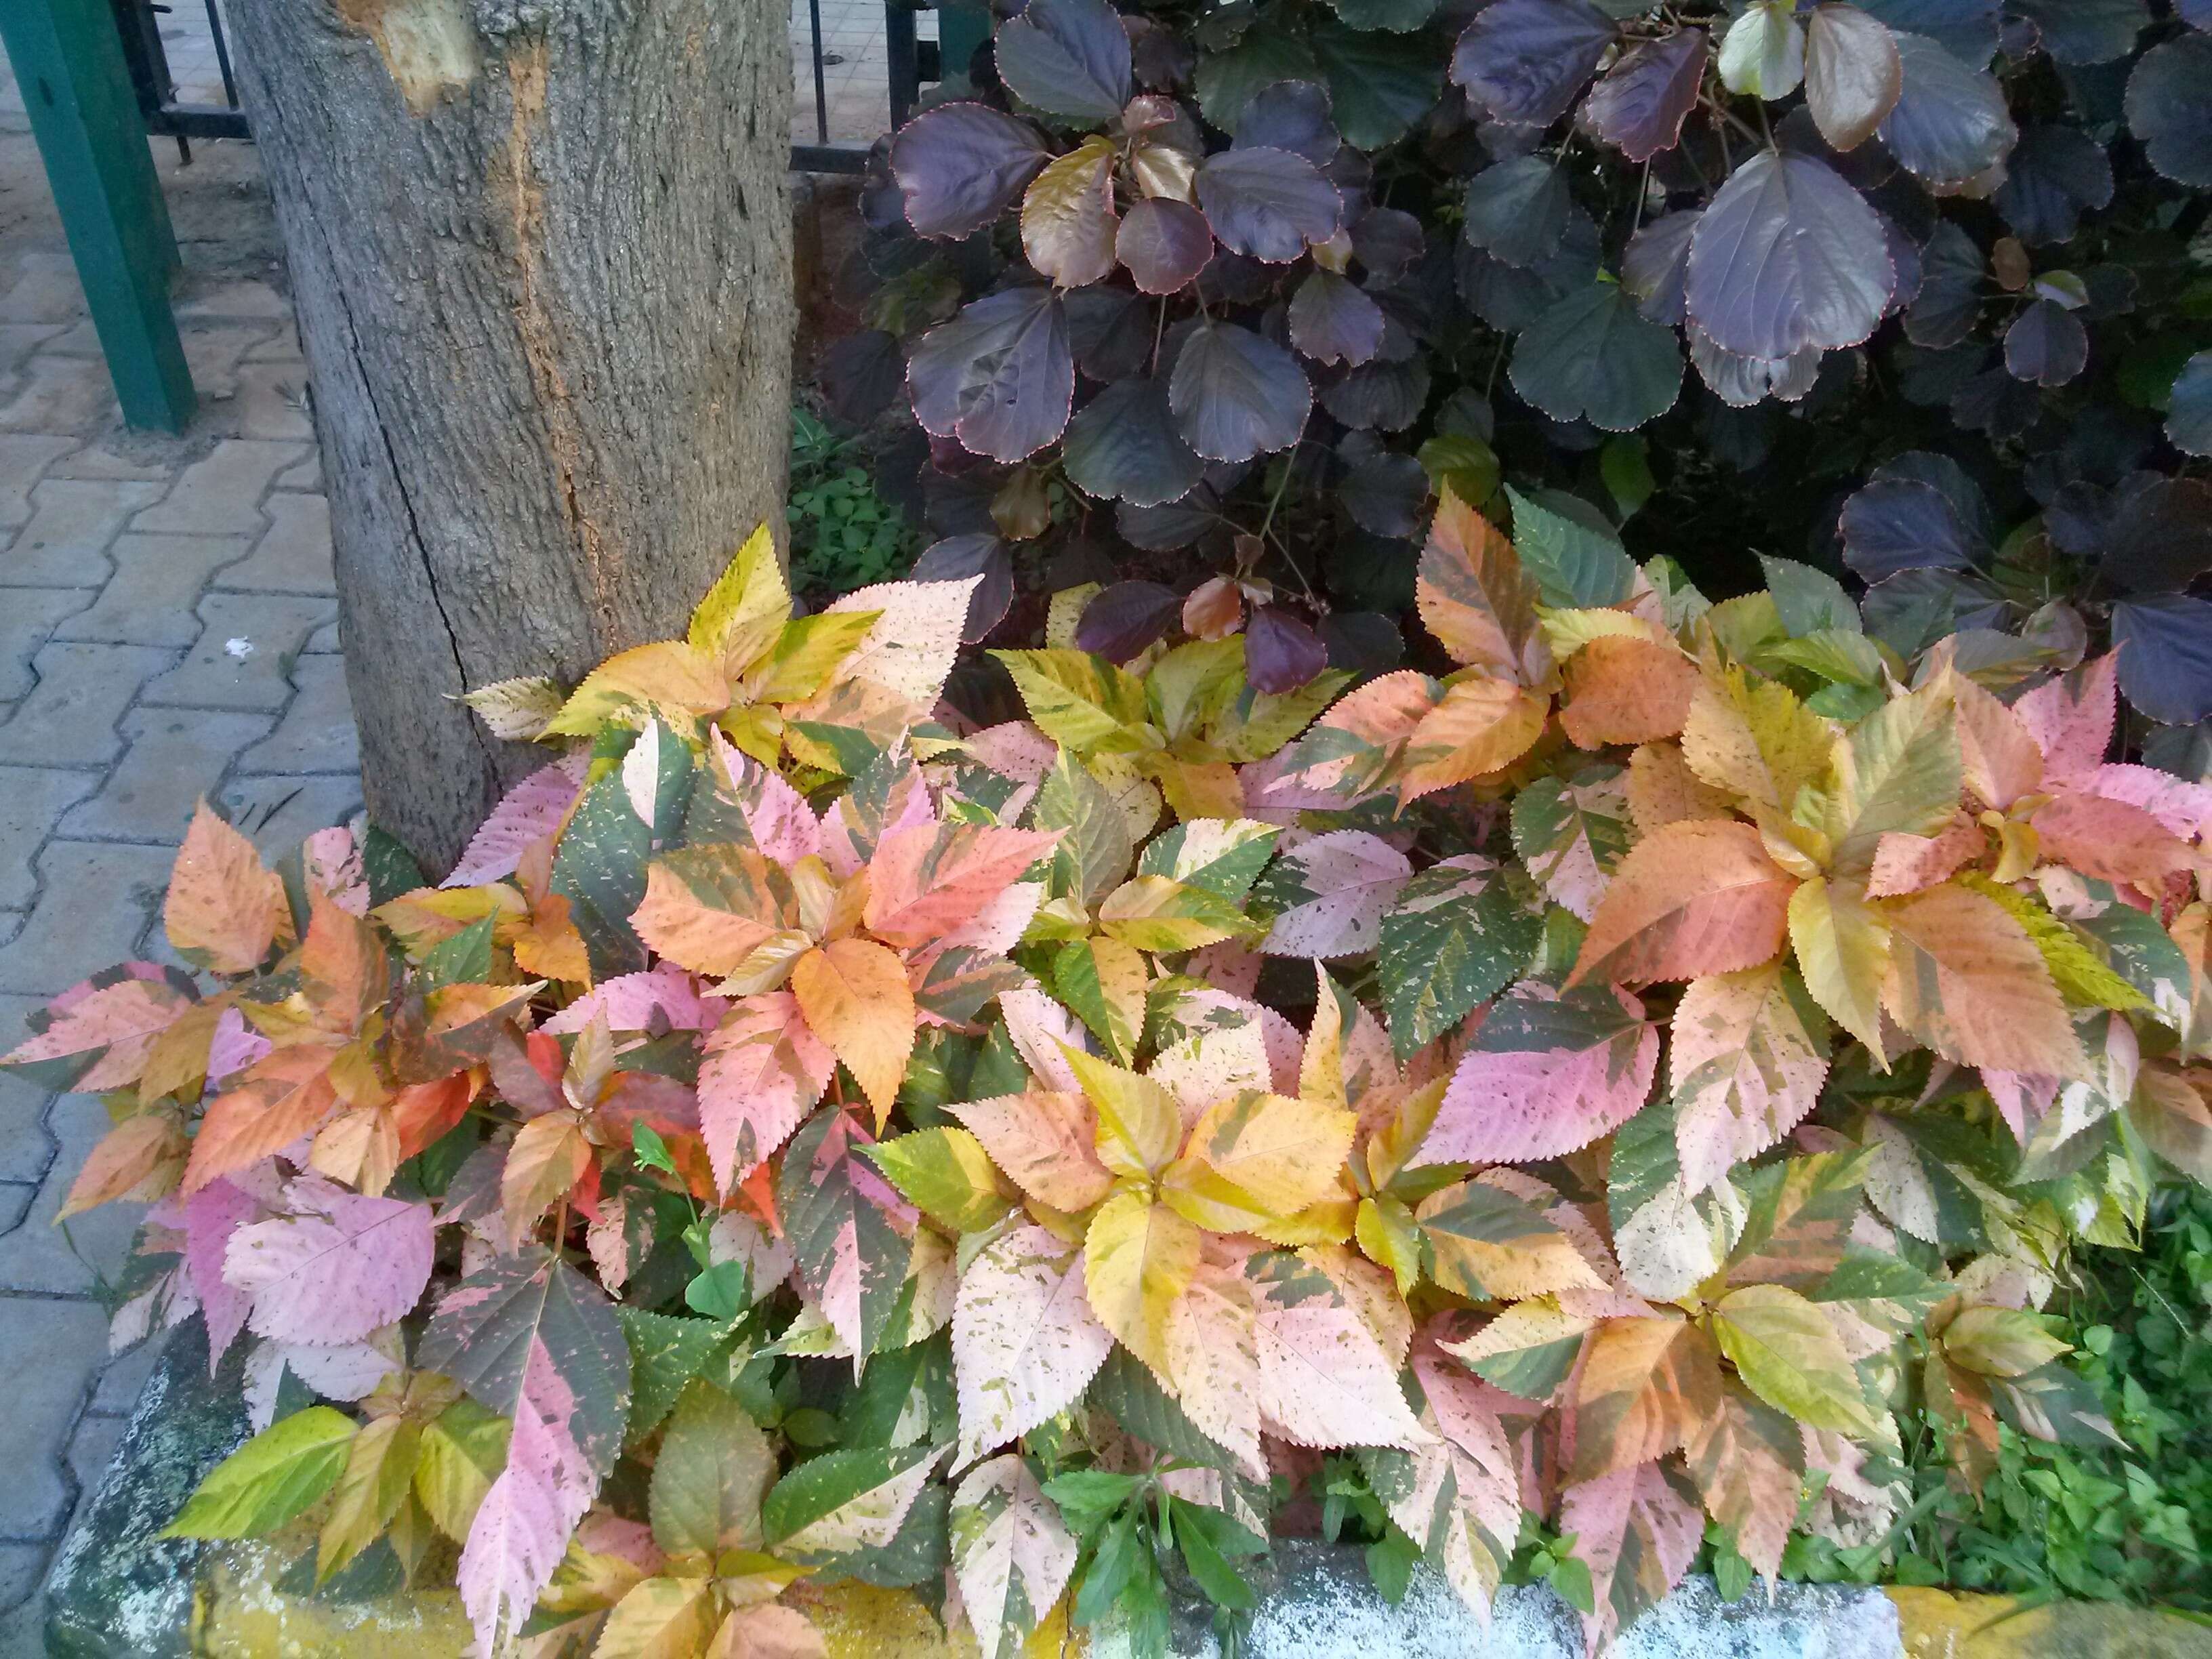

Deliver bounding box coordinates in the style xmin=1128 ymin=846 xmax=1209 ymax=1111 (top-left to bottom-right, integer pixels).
xmin=1887 ymin=1588 xmax=2212 ymax=1659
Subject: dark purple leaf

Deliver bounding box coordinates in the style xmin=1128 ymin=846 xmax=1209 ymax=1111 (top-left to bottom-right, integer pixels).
xmin=1075 ymin=581 xmax=1182 ymax=661
xmin=1320 ymin=611 xmax=1405 ymax=675
xmin=1449 ymin=0 xmax=1616 ymax=127
xmin=2169 ymin=352 xmax=2212 ymax=459
xmin=1874 ymin=452 xmax=1989 ymax=542
xmin=1862 ymin=567 xmax=2008 ymax=657
xmin=819 ymin=331 xmax=906 ymax=426
xmin=2102 ymin=478 xmax=2212 ymax=595
xmin=1854 ymin=0 xmax=1999 ymax=66
xmin=996 ymin=0 xmax=1133 ymax=121
xmin=1578 ymin=27 xmax=1706 ymax=162
xmin=1065 ymin=286 xmax=1151 ymax=381
xmin=1119 ymin=485 xmax=1222 ymax=550
xmin=1063 ymin=376 xmax=1207 ymax=507
xmin=1351 ymin=207 xmax=1424 ymax=283
xmin=889 ymin=103 xmax=1050 ymax=238
xmin=1511 ymin=283 xmax=1683 ymax=431
xmin=1993 ymin=125 xmax=2113 ymax=245
xmin=1288 ymin=270 xmax=1387 ymax=367
xmin=1879 ymin=213 xmax=1923 ymax=317
xmin=1117 ymin=198 xmax=1214 ymax=295
xmin=2128 ymin=35 xmax=2212 ymax=189
xmin=2003 ymin=299 xmax=2088 ymax=388
xmin=908 ymin=287 xmax=1073 ymax=464
xmin=1338 ymin=449 xmax=1429 ymax=537
xmin=1461 ymin=157 xmax=1570 ymax=270
xmin=1689 ymin=327 xmax=1820 ymax=408
xmin=2114 ymin=596 xmax=2212 ymax=724
xmin=2011 ymin=0 xmax=2146 ymax=64
xmin=1313 ymin=20 xmax=1443 ymax=149
xmin=1129 ymin=16 xmax=1196 ymax=89
xmin=1951 ymin=367 xmax=2040 ymax=440
xmin=1234 ymin=80 xmax=1340 ymax=165
xmin=1685 ymin=150 xmax=1893 ymax=361
xmin=1317 ymin=355 xmax=1431 ymax=432
xmin=1878 ymin=32 xmax=2015 ymax=186
xmin=1904 ymin=222 xmax=1981 ymax=348
xmin=1245 ymin=607 xmax=1329 ymax=693
xmin=1170 ymin=321 xmax=1313 ymax=462
xmin=1839 ymin=478 xmax=1977 ymax=579
xmin=1195 ymin=147 xmax=1344 ymax=264
xmin=1622 ymin=211 xmax=1699 ymax=326
xmin=912 ymin=535 xmax=1017 ymax=640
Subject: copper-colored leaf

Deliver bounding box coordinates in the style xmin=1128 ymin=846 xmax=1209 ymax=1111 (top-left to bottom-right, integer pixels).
xmin=1566 ymin=820 xmax=1795 ymax=987
xmin=790 ymin=939 xmax=916 ymax=1124
xmin=166 ymin=802 xmax=287 ymax=975
xmin=1880 ymin=883 xmax=2087 ymax=1077
xmin=183 ymin=1045 xmax=342 ymax=1193
xmin=1558 ymin=636 xmax=1700 ymax=747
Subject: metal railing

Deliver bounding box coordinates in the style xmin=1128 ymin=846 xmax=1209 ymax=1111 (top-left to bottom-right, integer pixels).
xmin=106 ymin=0 xmax=932 ymax=172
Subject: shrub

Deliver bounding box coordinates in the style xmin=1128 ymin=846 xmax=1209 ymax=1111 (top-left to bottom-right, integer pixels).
xmin=825 ymin=0 xmax=2212 ymax=737
xmin=11 ymin=504 xmax=2211 ymax=1656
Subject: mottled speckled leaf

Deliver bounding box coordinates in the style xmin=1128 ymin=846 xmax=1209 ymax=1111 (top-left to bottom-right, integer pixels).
xmin=777 ymin=1108 xmax=916 ymax=1358
xmin=1170 ymin=321 xmax=1312 ymax=463
xmin=1685 ymin=151 xmax=1893 ymax=361
xmin=1248 ymin=1254 xmax=1430 ymax=1450
xmin=1509 ymin=763 xmax=1631 ymax=922
xmin=1256 ymin=830 xmax=1414 ymax=957
xmin=1509 ymin=283 xmax=1683 ymax=432
xmin=909 ymin=287 xmax=1074 ymax=464
xmin=953 ymin=1225 xmax=1115 ymax=1465
xmin=951 ymin=1456 xmax=1081 ymax=1659
xmin=996 ymin=0 xmax=1132 ymax=121
xmin=1378 ymin=855 xmax=1543 ymax=1057
xmin=763 ymin=1443 xmax=944 ymax=1555
xmin=1419 ymin=981 xmax=1659 ymax=1164
xmin=1670 ymin=966 xmax=1831 ymax=1195
xmin=891 ymin=103 xmax=1050 ymax=239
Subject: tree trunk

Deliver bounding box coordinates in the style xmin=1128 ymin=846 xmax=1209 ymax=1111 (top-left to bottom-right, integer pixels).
xmin=225 ymin=0 xmax=794 ymax=871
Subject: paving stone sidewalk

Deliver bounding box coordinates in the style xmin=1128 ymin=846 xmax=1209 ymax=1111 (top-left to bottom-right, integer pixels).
xmin=0 ymin=73 xmax=357 ymax=1654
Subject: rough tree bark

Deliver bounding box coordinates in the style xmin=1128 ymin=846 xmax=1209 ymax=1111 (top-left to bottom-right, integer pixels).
xmin=224 ymin=0 xmax=794 ymax=870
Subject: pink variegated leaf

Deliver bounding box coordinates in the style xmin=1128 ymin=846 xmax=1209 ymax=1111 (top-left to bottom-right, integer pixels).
xmin=443 ymin=756 xmax=587 ymax=888
xmin=1559 ymin=1460 xmax=1703 ymax=1655
xmin=1166 ymin=1254 xmax=1266 ymax=1477
xmin=952 ymin=1225 xmax=1114 ymax=1465
xmin=996 ymin=987 xmax=1088 ymax=1090
xmin=1248 ymin=1254 xmax=1431 ymax=1452
xmin=1948 ymin=672 xmax=2044 ymax=809
xmin=820 ymin=752 xmax=936 ymax=879
xmin=1148 ymin=988 xmax=1278 ymax=1125
xmin=935 ymin=877 xmax=1046 ymax=957
xmin=207 ymin=1008 xmax=271 ymax=1088
xmin=1671 ymin=966 xmax=1830 ymax=1195
xmin=711 ymin=729 xmax=825 ymax=865
xmin=3 ymin=975 xmax=194 ymax=1093
xmin=457 ymin=1343 xmax=600 ymax=1653
xmin=2072 ymin=763 xmax=2212 ymax=843
xmin=2032 ymin=790 xmax=2201 ymax=887
xmin=699 ymin=991 xmax=836 ymax=1193
xmin=541 ymin=964 xmax=726 ymax=1036
xmin=963 ymin=720 xmax=1058 ymax=784
xmin=301 ymin=825 xmax=367 ymax=915
xmin=776 ymin=1109 xmax=918 ymax=1359
xmin=951 ymin=1456 xmax=1080 ymax=1659
xmin=183 ymin=1179 xmax=259 ymax=1366
xmin=1420 ymin=983 xmax=1659 ymax=1165
xmin=2014 ymin=653 xmax=2116 ymax=783
xmin=950 ymin=1091 xmax=1114 ymax=1212
xmin=223 ymin=1176 xmax=435 ymax=1347
xmin=862 ymin=823 xmax=1059 ymax=949
xmin=1258 ymin=830 xmax=1414 ymax=958
xmin=1866 ymin=817 xmax=1984 ymax=899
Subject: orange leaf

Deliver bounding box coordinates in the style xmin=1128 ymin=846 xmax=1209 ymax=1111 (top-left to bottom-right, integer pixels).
xmin=1400 ymin=678 xmax=1549 ymax=798
xmin=513 ymin=893 xmax=591 ymax=984
xmin=391 ymin=1071 xmax=480 ymax=1159
xmin=182 ymin=1044 xmax=342 ymax=1192
xmin=310 ymin=1102 xmax=402 ymax=1196
xmin=1568 ymin=1314 xmax=1723 ymax=1484
xmin=791 ymin=939 xmax=916 ymax=1125
xmin=501 ymin=1111 xmax=593 ymax=1248
xmin=1948 ymin=672 xmax=2043 ymax=809
xmin=58 ymin=1113 xmax=187 ymax=1219
xmin=1624 ymin=742 xmax=1732 ymax=836
xmin=302 ymin=890 xmax=387 ymax=1032
xmin=1559 ymin=636 xmax=1700 ymax=747
xmin=1416 ymin=487 xmax=1544 ymax=682
xmin=165 ymin=802 xmax=288 ymax=975
xmin=630 ymin=848 xmax=793 ymax=977
xmin=950 ymin=1090 xmax=1116 ymax=1212
xmin=861 ymin=823 xmax=1059 ymax=949
xmin=1879 ymin=882 xmax=2087 ymax=1077
xmin=1565 ymin=821 xmax=1794 ymax=988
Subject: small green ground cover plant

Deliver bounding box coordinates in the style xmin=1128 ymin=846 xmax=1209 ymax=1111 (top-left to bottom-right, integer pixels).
xmin=787 ymin=407 xmax=922 ymax=598
xmin=10 ymin=489 xmax=2212 ymax=1658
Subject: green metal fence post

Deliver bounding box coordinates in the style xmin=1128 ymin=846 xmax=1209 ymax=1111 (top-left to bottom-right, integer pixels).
xmin=936 ymin=0 xmax=992 ymax=88
xmin=0 ymin=0 xmax=195 ymax=432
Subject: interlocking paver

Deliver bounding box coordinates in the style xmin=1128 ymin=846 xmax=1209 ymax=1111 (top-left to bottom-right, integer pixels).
xmin=0 ymin=767 xmax=96 ymax=907
xmin=0 ymin=1298 xmax=109 ymax=1538
xmin=0 ymin=326 xmax=64 ymax=387
xmin=178 ymin=322 xmax=280 ymax=403
xmin=130 ymin=438 xmax=305 ymax=535
xmin=0 ymin=840 xmax=174 ymax=996
xmin=218 ymin=491 xmax=330 ymax=593
xmin=0 ymin=435 xmax=76 ymax=530
xmin=60 ymin=707 xmax=272 ymax=844
xmin=0 ymin=357 xmax=122 ymax=437
xmin=304 ymin=620 xmax=340 ymax=653
xmin=0 ymin=642 xmax=172 ymax=766
xmin=0 ymin=590 xmax=96 ymax=701
xmin=137 ymin=591 xmax=332 ymax=710
xmin=0 ymin=478 xmax=165 ymax=588
xmin=0 ymin=254 xmax=85 ymax=325
xmin=223 ymin=363 xmax=313 ymax=441
xmin=177 ymin=278 xmax=291 ymax=321
xmin=53 ymin=533 xmax=253 ymax=648
xmin=237 ymin=655 xmax=354 ymax=774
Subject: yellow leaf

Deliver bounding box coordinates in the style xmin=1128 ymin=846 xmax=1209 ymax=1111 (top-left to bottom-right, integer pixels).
xmin=461 ymin=676 xmax=565 ymax=740
xmin=317 ymin=1415 xmax=422 ymax=1582
xmin=1680 ymin=661 xmax=1832 ymax=813
xmin=1624 ymin=741 xmax=1734 ymax=836
xmin=1174 ymin=1089 xmax=1355 ymax=1219
xmin=1021 ymin=136 xmax=1119 ymax=287
xmin=1149 ymin=755 xmax=1245 ymax=823
xmin=594 ymin=1575 xmax=719 ymax=1659
xmin=1711 ymin=1283 xmax=1879 ymax=1435
xmin=501 ymin=1111 xmax=591 ymax=1250
xmin=1399 ymin=678 xmax=1549 ymax=798
xmin=1788 ymin=876 xmax=1891 ymax=1057
xmin=1569 ymin=1315 xmax=1723 ymax=1483
xmin=690 ymin=523 xmax=791 ymax=675
xmin=1083 ymin=1187 xmax=1200 ymax=1376
xmin=1063 ymin=1046 xmax=1183 ymax=1180
xmin=991 ymin=649 xmax=1148 ymax=753
xmin=1416 ymin=485 xmax=1545 ymax=681
xmin=743 ymin=610 xmax=879 ymax=704
xmin=790 ymin=939 xmax=916 ymax=1126
xmin=541 ymin=640 xmax=730 ymax=738
xmin=1301 ymin=966 xmax=1347 ymax=1114
xmin=1095 ymin=874 xmax=1247 ymax=953
xmin=1824 ymin=682 xmax=1961 ymax=876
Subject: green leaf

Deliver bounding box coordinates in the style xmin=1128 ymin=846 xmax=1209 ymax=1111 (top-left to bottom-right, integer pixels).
xmin=762 ymin=1443 xmax=941 ymax=1549
xmin=1504 ymin=485 xmax=1639 ymax=609
xmin=1712 ymin=1283 xmax=1879 ymax=1434
xmin=1310 ymin=20 xmax=1443 ymax=149
xmin=164 ymin=1406 xmax=357 ymax=1538
xmin=550 ymin=771 xmax=654 ymax=982
xmin=1601 ymin=436 xmax=1656 ymax=519
xmin=649 ymin=1380 xmax=775 ymax=1555
xmin=1172 ymin=1499 xmax=1258 ymax=1610
xmin=686 ymin=1260 xmax=752 ymax=1322
xmin=413 ymin=1396 xmax=509 ymax=1542
xmin=363 ymin=825 xmax=428 ymax=908
xmin=1040 ymin=1468 xmax=1144 ymax=1536
xmin=1378 ymin=856 xmax=1542 ymax=1058
xmin=1758 ymin=556 xmax=1861 ymax=638
xmin=863 ymin=1126 xmax=1015 ymax=1233
xmin=416 ymin=913 xmax=495 ymax=991
xmin=1135 ymin=819 xmax=1280 ymax=903
xmin=619 ymin=1307 xmax=737 ymax=1443
xmin=1031 ymin=746 xmax=1134 ymax=908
